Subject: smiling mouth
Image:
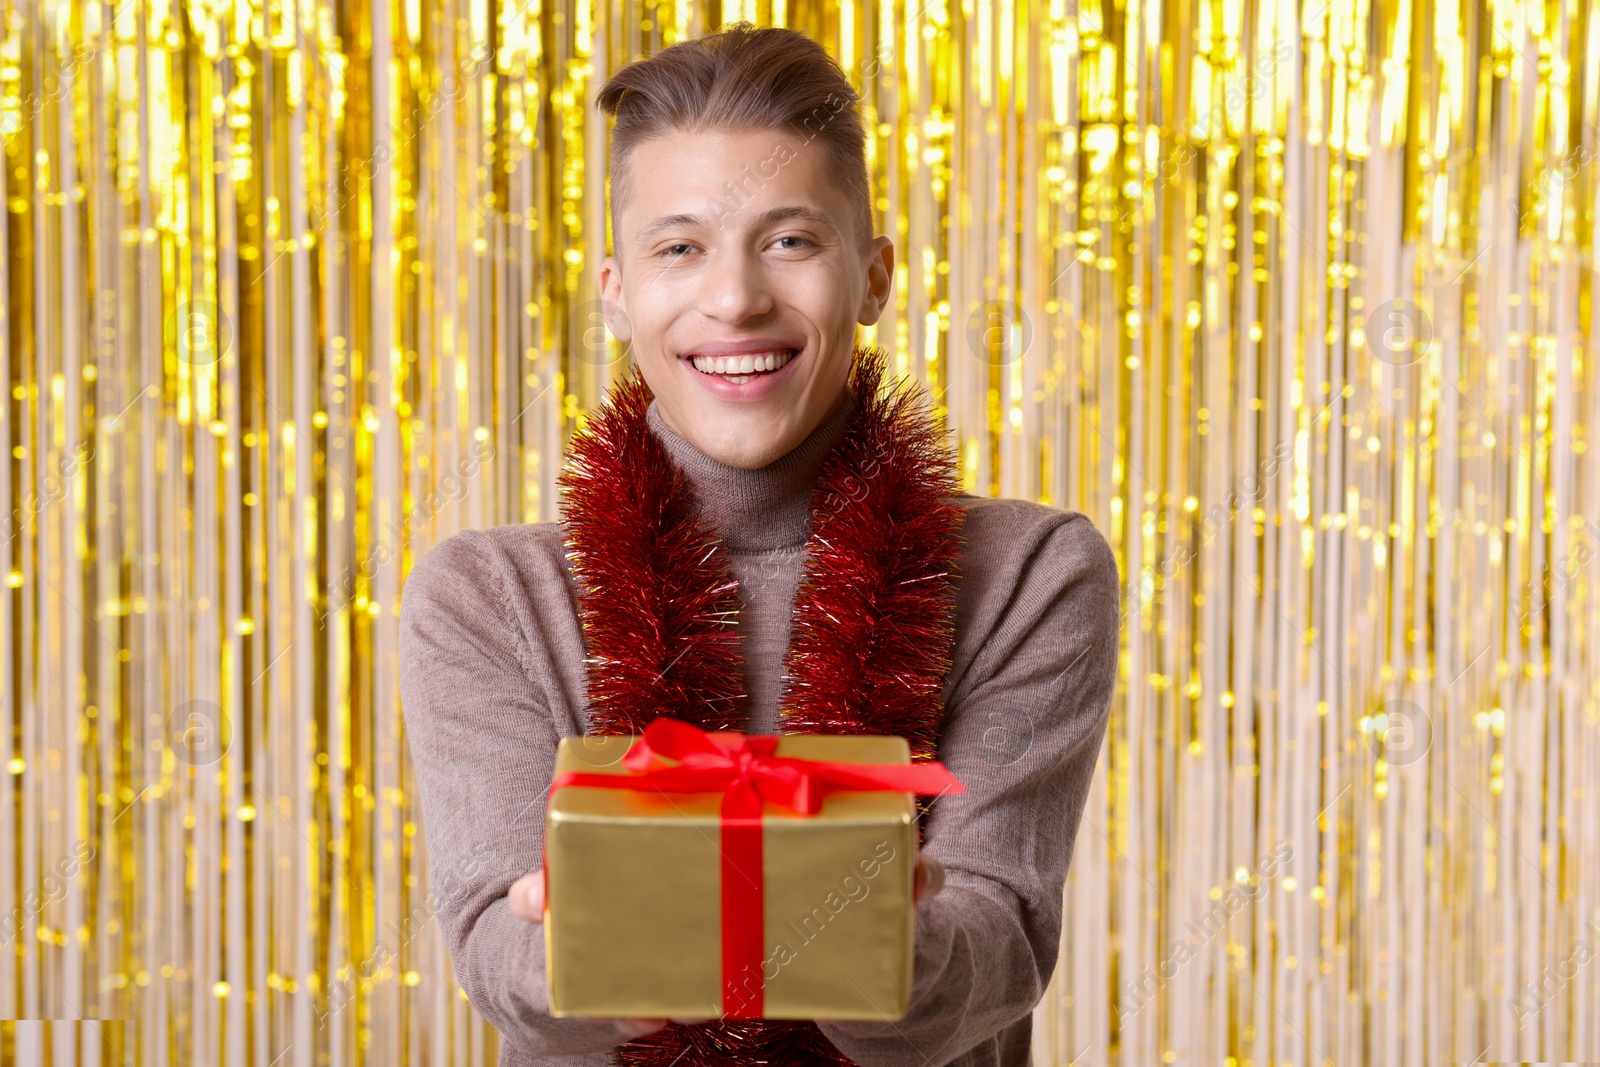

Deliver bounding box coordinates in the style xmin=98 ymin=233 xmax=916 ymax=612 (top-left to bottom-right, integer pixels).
xmin=685 ymin=348 xmax=799 ymax=384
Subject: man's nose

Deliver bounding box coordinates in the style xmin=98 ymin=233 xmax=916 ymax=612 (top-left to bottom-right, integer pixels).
xmin=697 ymin=247 xmax=775 ymax=322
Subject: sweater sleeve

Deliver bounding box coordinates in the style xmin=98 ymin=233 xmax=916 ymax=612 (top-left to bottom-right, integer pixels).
xmin=397 ymin=529 xmax=628 ymax=1061
xmin=815 ymin=512 xmax=1121 ymax=1067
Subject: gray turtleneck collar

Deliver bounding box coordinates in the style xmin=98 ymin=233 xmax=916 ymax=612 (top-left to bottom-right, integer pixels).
xmin=643 ymin=388 xmax=858 ymax=554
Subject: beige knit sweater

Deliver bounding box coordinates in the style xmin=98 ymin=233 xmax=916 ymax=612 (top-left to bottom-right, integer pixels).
xmin=398 ymin=387 xmax=1121 ymax=1067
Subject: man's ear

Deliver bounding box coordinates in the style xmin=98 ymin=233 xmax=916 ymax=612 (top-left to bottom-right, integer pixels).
xmin=598 ymin=253 xmax=633 ymax=342
xmin=856 ymin=236 xmax=895 ymax=327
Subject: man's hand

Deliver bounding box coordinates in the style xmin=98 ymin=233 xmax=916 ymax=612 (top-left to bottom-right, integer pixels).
xmin=507 ymin=870 xmax=706 ymax=1039
xmin=509 ymin=851 xmax=947 ymax=1037
xmin=913 ymin=852 xmax=946 ymax=900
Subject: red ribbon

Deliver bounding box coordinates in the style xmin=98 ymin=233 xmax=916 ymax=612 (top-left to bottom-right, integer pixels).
xmin=545 ymin=717 xmax=966 ymax=1018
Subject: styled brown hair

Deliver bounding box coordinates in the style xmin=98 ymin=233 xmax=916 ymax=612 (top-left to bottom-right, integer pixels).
xmin=596 ymin=22 xmax=875 ymax=258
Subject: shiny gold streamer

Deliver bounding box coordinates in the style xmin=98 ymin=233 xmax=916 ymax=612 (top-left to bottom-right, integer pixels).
xmin=2 ymin=1 xmax=1596 ymax=1065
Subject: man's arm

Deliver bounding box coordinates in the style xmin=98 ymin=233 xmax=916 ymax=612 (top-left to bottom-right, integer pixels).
xmin=398 ymin=529 xmax=633 ymax=1060
xmin=816 ymin=511 xmax=1121 ymax=1067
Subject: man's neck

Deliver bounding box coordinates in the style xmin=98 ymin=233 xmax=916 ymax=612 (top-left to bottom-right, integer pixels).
xmin=643 ymin=388 xmax=858 ymax=553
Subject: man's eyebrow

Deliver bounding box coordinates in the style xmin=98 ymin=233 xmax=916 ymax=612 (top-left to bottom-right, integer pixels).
xmin=630 ymin=205 xmax=840 ymax=245
xmin=632 ymin=213 xmax=705 ymax=243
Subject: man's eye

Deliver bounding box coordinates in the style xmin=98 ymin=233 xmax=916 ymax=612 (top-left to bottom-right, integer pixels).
xmin=774 ymin=236 xmax=811 ymax=250
xmin=659 ymin=244 xmax=695 ymax=258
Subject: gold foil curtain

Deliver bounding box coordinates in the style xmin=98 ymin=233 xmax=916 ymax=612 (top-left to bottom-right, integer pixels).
xmin=1 ymin=0 xmax=1595 ymax=1064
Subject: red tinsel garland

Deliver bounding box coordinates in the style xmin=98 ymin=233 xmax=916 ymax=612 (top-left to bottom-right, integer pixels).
xmin=557 ymin=344 xmax=966 ymax=1067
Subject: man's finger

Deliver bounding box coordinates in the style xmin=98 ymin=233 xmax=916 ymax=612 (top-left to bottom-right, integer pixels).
xmin=508 ymin=870 xmax=545 ymax=922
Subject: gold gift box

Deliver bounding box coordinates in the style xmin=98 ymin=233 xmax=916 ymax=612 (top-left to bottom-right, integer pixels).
xmin=543 ymin=733 xmax=917 ymax=1020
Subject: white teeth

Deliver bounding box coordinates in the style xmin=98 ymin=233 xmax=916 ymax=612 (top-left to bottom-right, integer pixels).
xmin=689 ymin=349 xmax=797 ymax=377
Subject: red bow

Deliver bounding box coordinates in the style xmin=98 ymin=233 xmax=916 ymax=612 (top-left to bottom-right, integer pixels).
xmin=546 ymin=717 xmax=966 ymax=1018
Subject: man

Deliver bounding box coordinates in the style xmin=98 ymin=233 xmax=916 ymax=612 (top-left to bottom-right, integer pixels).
xmin=398 ymin=22 xmax=1120 ymax=1067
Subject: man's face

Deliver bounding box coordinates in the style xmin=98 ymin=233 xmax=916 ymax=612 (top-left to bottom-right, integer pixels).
xmin=598 ymin=127 xmax=894 ymax=470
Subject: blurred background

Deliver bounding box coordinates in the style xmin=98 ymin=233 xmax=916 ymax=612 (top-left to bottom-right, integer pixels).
xmin=2 ymin=0 xmax=1597 ymax=1064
